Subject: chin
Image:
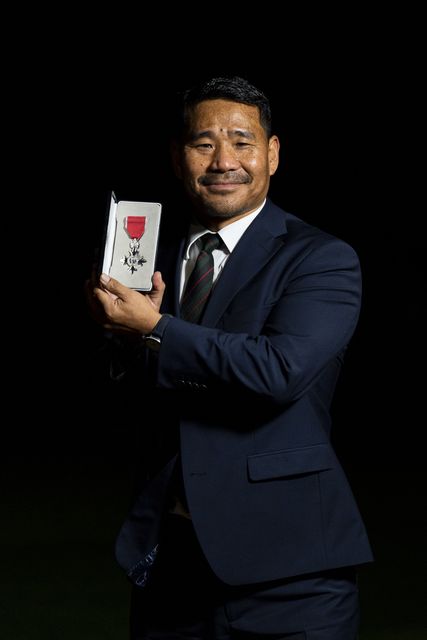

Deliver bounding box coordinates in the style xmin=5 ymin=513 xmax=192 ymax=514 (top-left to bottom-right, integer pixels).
xmin=198 ymin=198 xmax=248 ymax=220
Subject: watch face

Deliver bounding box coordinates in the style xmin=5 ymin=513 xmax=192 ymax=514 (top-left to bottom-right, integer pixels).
xmin=145 ymin=336 xmax=161 ymax=352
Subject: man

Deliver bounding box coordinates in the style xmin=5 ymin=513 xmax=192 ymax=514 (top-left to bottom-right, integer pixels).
xmin=90 ymin=76 xmax=373 ymax=639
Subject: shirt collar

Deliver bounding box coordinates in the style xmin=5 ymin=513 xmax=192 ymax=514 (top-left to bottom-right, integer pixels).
xmin=183 ymin=200 xmax=266 ymax=259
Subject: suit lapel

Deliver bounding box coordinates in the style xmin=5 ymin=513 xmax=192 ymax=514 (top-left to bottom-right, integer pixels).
xmin=202 ymin=201 xmax=288 ymax=327
xmin=158 ymin=200 xmax=288 ymax=323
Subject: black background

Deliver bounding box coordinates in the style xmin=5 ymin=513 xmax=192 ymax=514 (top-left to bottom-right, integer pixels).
xmin=14 ymin=46 xmax=423 ymax=469
xmin=3 ymin=26 xmax=425 ymax=638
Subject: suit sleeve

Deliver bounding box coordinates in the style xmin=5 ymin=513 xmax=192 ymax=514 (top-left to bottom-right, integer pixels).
xmin=155 ymin=237 xmax=361 ymax=405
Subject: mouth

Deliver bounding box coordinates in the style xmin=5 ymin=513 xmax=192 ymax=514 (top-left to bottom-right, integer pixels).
xmin=203 ymin=182 xmax=245 ymax=192
xmin=199 ymin=174 xmax=251 ymax=193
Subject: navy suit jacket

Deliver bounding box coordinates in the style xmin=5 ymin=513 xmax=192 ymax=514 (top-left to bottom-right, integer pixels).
xmin=115 ymin=198 xmax=373 ymax=587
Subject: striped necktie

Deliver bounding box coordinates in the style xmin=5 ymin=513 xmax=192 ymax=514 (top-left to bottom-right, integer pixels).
xmin=181 ymin=233 xmax=222 ymax=323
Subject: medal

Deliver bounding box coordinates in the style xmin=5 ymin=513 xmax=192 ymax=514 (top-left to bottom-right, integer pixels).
xmin=120 ymin=216 xmax=147 ymax=274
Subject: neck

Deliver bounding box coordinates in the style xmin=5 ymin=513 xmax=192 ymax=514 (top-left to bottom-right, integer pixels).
xmin=194 ymin=208 xmax=261 ymax=231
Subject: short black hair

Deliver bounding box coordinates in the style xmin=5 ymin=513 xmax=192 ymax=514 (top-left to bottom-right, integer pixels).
xmin=173 ymin=76 xmax=272 ymax=138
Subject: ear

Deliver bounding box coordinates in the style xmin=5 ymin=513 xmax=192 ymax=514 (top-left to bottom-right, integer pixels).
xmin=268 ymin=135 xmax=280 ymax=176
xmin=170 ymin=140 xmax=183 ymax=179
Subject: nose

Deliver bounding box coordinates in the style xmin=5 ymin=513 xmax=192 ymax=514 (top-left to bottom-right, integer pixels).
xmin=208 ymin=142 xmax=240 ymax=172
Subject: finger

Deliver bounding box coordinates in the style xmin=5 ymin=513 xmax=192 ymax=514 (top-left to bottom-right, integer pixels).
xmin=99 ymin=273 xmax=130 ymax=300
xmin=103 ymin=289 xmax=119 ymax=301
xmin=93 ymin=285 xmax=118 ymax=307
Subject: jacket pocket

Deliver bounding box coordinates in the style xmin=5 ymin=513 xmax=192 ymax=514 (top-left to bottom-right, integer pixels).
xmin=247 ymin=444 xmax=334 ymax=481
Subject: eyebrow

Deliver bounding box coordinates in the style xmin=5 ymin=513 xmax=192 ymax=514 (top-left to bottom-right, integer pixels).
xmin=188 ymin=129 xmax=256 ymax=142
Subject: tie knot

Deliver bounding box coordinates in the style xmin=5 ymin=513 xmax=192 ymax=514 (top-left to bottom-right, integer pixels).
xmin=199 ymin=233 xmax=222 ymax=254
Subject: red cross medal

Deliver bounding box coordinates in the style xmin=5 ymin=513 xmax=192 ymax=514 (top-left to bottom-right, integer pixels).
xmin=120 ymin=216 xmax=147 ymax=274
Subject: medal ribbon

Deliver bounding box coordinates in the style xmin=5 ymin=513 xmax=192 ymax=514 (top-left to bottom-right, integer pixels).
xmin=124 ymin=216 xmax=146 ymax=240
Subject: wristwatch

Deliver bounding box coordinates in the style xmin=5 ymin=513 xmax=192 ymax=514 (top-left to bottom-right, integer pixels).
xmin=143 ymin=314 xmax=173 ymax=352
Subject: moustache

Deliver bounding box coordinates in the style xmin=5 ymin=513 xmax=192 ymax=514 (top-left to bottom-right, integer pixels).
xmin=198 ymin=173 xmax=251 ymax=186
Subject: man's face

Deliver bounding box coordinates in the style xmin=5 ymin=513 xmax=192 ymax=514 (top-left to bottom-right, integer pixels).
xmin=172 ymin=99 xmax=280 ymax=225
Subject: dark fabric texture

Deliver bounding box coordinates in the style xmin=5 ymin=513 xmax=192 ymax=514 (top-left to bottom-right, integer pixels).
xmin=115 ymin=200 xmax=373 ymax=588
xmin=180 ymin=233 xmax=222 ymax=323
xmin=130 ymin=514 xmax=359 ymax=639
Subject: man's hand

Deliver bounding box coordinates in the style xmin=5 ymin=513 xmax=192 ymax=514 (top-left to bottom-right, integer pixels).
xmin=88 ymin=271 xmax=165 ymax=335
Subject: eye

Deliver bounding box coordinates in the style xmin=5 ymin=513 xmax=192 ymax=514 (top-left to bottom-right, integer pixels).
xmin=235 ymin=142 xmax=251 ymax=148
xmin=195 ymin=143 xmax=213 ymax=149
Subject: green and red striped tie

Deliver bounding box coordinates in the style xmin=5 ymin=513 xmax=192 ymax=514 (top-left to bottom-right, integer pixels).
xmin=181 ymin=233 xmax=222 ymax=323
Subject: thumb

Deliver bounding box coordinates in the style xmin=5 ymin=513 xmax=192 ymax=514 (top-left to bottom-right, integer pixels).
xmin=152 ymin=271 xmax=166 ymax=294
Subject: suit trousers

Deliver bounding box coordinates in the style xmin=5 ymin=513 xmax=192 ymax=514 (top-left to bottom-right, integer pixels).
xmin=129 ymin=513 xmax=360 ymax=639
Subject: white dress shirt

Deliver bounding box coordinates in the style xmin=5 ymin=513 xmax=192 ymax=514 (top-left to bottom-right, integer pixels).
xmin=179 ymin=200 xmax=266 ymax=301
